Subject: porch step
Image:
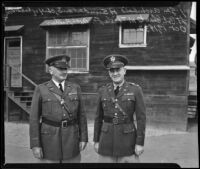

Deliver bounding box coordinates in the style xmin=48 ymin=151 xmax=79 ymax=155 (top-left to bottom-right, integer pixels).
xmin=188 ymin=93 xmax=197 ymax=119
xmin=7 ymin=89 xmax=34 ymax=120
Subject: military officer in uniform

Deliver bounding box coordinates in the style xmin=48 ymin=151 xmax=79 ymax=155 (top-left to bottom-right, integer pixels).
xmin=30 ymin=54 xmax=88 ymax=163
xmin=93 ymin=54 xmax=146 ymax=163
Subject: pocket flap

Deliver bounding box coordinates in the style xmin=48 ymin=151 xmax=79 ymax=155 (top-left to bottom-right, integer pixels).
xmin=122 ymin=95 xmax=135 ymax=101
xmin=101 ymin=97 xmax=110 ymax=102
xmin=101 ymin=124 xmax=109 ymax=132
xmin=42 ymin=97 xmax=52 ymax=102
xmin=69 ymin=94 xmax=79 ymax=101
xmin=123 ymin=123 xmax=135 ymax=133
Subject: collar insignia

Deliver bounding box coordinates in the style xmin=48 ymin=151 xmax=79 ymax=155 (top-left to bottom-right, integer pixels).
xmin=110 ymin=56 xmax=115 ymax=62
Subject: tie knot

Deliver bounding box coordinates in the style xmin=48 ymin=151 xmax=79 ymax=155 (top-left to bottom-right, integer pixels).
xmin=59 ymin=83 xmax=64 ymax=92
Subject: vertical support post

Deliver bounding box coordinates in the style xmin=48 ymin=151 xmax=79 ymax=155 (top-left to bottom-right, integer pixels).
xmin=5 ymin=90 xmax=9 ymax=121
xmin=5 ymin=66 xmax=12 ymax=121
xmin=8 ymin=66 xmax=12 ymax=90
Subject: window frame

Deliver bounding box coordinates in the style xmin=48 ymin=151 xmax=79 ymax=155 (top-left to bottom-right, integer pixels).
xmin=46 ymin=28 xmax=90 ymax=74
xmin=119 ymin=23 xmax=147 ymax=48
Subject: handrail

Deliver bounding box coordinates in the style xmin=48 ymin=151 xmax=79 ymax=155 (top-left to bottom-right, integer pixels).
xmin=4 ymin=64 xmax=37 ymax=87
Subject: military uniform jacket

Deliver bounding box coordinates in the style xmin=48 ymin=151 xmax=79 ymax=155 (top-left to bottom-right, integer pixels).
xmin=30 ymin=80 xmax=88 ymax=160
xmin=93 ymin=81 xmax=146 ymax=157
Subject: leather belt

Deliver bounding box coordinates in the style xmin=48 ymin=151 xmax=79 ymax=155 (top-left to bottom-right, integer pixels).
xmin=41 ymin=117 xmax=77 ymax=128
xmin=103 ymin=116 xmax=131 ymax=125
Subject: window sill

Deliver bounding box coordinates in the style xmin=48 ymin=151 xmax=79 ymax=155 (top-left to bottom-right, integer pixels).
xmin=67 ymin=70 xmax=89 ymax=74
xmin=125 ymin=65 xmax=190 ymax=70
xmin=119 ymin=44 xmax=147 ymax=48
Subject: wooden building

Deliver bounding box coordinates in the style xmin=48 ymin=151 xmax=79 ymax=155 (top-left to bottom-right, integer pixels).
xmin=3 ymin=2 xmax=192 ymax=130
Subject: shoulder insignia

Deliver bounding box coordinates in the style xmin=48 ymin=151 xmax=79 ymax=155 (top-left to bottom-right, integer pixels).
xmin=106 ymin=83 xmax=112 ymax=88
xmin=99 ymin=83 xmax=110 ymax=90
xmin=129 ymin=82 xmax=140 ymax=87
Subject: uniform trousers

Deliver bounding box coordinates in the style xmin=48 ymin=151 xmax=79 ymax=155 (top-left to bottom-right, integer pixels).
xmin=97 ymin=154 xmax=140 ymax=163
xmin=35 ymin=154 xmax=81 ymax=163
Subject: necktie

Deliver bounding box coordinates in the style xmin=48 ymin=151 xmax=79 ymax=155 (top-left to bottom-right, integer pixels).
xmin=114 ymin=86 xmax=120 ymax=96
xmin=59 ymin=83 xmax=64 ymax=92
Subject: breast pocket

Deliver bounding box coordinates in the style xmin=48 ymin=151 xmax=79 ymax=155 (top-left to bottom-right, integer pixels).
xmin=101 ymin=97 xmax=111 ymax=111
xmin=122 ymin=95 xmax=135 ymax=108
xmin=42 ymin=97 xmax=60 ymax=115
xmin=42 ymin=98 xmax=53 ymax=114
xmin=69 ymin=94 xmax=79 ymax=109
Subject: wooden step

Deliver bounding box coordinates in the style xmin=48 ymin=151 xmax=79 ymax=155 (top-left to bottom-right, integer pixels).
xmin=8 ymin=94 xmax=31 ymax=115
xmin=14 ymin=96 xmax=32 ymax=102
xmin=14 ymin=92 xmax=33 ymax=97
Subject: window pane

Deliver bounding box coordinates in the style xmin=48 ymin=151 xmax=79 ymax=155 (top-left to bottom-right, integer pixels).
xmin=47 ymin=28 xmax=89 ymax=72
xmin=123 ymin=29 xmax=137 ymax=44
xmin=48 ymin=31 xmax=57 ymax=46
xmin=71 ymin=58 xmax=76 ymax=68
xmin=48 ymin=47 xmax=87 ymax=71
xmin=72 ymin=32 xmax=87 ymax=45
xmin=82 ymin=59 xmax=87 ymax=68
xmin=48 ymin=30 xmax=88 ymax=46
xmin=9 ymin=40 xmax=20 ymax=47
xmin=77 ymin=59 xmax=82 ymax=68
xmin=136 ymin=29 xmax=144 ymax=43
xmin=48 ymin=48 xmax=67 ymax=57
xmin=122 ymin=27 xmax=144 ymax=45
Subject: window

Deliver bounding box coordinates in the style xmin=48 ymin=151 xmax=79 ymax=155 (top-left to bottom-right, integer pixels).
xmin=47 ymin=28 xmax=89 ymax=73
xmin=115 ymin=14 xmax=149 ymax=48
xmin=40 ymin=17 xmax=92 ymax=73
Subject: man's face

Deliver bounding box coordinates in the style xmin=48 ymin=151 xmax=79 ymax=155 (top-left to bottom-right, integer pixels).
xmin=108 ymin=67 xmax=126 ymax=84
xmin=49 ymin=66 xmax=68 ymax=83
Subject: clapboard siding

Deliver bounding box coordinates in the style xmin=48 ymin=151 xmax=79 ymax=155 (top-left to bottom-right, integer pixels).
xmin=5 ymin=5 xmax=190 ymax=85
xmin=5 ymin=3 xmax=191 ymax=129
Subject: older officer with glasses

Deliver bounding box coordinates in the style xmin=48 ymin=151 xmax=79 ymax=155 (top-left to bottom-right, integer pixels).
xmin=30 ymin=54 xmax=88 ymax=163
xmin=93 ymin=54 xmax=146 ymax=163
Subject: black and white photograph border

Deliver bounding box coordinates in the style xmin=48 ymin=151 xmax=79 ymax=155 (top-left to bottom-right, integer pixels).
xmin=2 ymin=1 xmax=198 ymax=168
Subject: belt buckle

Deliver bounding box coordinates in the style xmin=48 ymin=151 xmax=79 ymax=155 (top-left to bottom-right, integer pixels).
xmin=61 ymin=120 xmax=68 ymax=128
xmin=112 ymin=117 xmax=119 ymax=125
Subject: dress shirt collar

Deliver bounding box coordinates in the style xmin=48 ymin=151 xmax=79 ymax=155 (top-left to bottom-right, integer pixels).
xmin=52 ymin=79 xmax=65 ymax=90
xmin=113 ymin=80 xmax=124 ymax=90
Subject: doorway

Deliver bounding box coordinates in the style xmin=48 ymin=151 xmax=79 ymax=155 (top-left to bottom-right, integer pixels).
xmin=4 ymin=37 xmax=22 ymax=87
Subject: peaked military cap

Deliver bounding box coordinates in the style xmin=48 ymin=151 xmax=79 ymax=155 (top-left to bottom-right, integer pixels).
xmin=103 ymin=54 xmax=128 ymax=69
xmin=45 ymin=54 xmax=70 ymax=69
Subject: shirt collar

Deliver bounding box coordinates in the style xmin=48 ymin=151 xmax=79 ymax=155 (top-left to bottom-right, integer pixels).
xmin=113 ymin=80 xmax=124 ymax=89
xmin=52 ymin=79 xmax=65 ymax=89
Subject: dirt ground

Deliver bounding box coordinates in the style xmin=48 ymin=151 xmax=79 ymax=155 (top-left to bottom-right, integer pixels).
xmin=3 ymin=119 xmax=199 ymax=167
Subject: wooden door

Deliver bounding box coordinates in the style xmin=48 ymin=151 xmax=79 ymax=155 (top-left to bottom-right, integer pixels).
xmin=5 ymin=37 xmax=22 ymax=87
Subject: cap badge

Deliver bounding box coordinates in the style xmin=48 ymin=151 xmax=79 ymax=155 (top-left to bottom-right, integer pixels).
xmin=110 ymin=56 xmax=115 ymax=62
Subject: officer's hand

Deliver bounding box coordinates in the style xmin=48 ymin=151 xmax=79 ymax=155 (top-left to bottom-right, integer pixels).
xmin=79 ymin=142 xmax=87 ymax=151
xmin=135 ymin=144 xmax=144 ymax=156
xmin=94 ymin=142 xmax=99 ymax=153
xmin=32 ymin=147 xmax=43 ymax=159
